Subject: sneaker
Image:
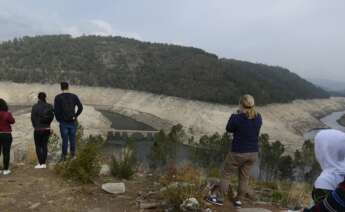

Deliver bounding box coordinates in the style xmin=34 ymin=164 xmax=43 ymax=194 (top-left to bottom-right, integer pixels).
xmin=206 ymin=196 xmax=224 ymax=206
xmin=233 ymin=200 xmax=242 ymax=208
xmin=35 ymin=164 xmax=43 ymax=169
xmin=41 ymin=164 xmax=47 ymax=169
xmin=3 ymin=170 xmax=11 ymax=175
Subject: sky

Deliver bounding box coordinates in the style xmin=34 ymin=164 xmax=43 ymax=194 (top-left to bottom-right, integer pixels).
xmin=0 ymin=0 xmax=344 ymax=82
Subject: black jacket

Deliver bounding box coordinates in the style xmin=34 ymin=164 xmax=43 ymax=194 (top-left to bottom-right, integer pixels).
xmin=54 ymin=92 xmax=83 ymax=123
xmin=31 ymin=100 xmax=54 ymax=129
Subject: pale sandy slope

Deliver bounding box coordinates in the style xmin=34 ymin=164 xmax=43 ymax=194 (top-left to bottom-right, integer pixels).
xmin=1 ymin=81 xmax=345 ymax=154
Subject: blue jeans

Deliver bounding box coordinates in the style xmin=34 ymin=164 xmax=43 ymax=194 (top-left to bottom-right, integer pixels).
xmin=59 ymin=122 xmax=77 ymax=157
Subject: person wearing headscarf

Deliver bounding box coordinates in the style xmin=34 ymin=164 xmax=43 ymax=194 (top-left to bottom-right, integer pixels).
xmin=304 ymin=129 xmax=345 ymax=211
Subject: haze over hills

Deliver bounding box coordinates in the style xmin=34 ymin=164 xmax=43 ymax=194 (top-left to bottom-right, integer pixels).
xmin=308 ymin=78 xmax=345 ymax=92
xmin=0 ymin=35 xmax=329 ymax=105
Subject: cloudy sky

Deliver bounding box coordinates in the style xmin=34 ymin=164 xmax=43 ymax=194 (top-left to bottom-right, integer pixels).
xmin=0 ymin=0 xmax=344 ymax=81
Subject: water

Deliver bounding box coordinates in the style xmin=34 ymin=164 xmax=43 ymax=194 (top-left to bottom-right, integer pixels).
xmin=304 ymin=110 xmax=345 ymax=140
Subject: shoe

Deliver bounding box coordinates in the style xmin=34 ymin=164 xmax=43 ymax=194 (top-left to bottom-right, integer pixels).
xmin=35 ymin=164 xmax=43 ymax=169
xmin=206 ymin=196 xmax=224 ymax=206
xmin=3 ymin=170 xmax=11 ymax=175
xmin=41 ymin=164 xmax=47 ymax=169
xmin=233 ymin=200 xmax=242 ymax=208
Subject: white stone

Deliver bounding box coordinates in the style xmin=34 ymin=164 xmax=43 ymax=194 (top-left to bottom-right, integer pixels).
xmin=180 ymin=198 xmax=199 ymax=211
xmin=101 ymin=183 xmax=125 ymax=194
xmin=99 ymin=164 xmax=111 ymax=176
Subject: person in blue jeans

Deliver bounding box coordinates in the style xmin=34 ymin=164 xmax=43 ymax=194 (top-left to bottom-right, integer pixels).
xmin=54 ymin=82 xmax=83 ymax=161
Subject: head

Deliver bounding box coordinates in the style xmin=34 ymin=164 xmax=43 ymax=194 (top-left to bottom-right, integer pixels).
xmin=38 ymin=92 xmax=47 ymax=102
xmin=0 ymin=98 xmax=8 ymax=112
xmin=315 ymin=129 xmax=345 ymax=173
xmin=239 ymin=94 xmax=257 ymax=119
xmin=60 ymin=82 xmax=69 ymax=91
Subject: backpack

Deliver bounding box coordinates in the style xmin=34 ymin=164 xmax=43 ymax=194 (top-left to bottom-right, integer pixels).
xmin=40 ymin=104 xmax=54 ymax=125
xmin=61 ymin=94 xmax=76 ymax=122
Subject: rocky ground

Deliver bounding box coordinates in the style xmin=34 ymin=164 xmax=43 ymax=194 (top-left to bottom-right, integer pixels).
xmin=0 ymin=163 xmax=283 ymax=212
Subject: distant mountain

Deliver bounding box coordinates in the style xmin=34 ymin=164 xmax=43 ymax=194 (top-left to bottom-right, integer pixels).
xmin=308 ymin=78 xmax=345 ymax=92
xmin=0 ymin=35 xmax=329 ymax=105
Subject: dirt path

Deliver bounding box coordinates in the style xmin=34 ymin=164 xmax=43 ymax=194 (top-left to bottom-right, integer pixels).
xmin=0 ymin=164 xmax=282 ymax=212
xmin=0 ymin=164 xmax=143 ymax=212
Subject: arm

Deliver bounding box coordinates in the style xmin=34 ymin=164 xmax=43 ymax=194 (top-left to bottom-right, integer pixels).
xmin=54 ymin=96 xmax=62 ymax=122
xmin=75 ymin=96 xmax=83 ymax=118
xmin=31 ymin=105 xmax=37 ymax=128
xmin=7 ymin=112 xmax=15 ymax=124
xmin=226 ymin=114 xmax=238 ymax=133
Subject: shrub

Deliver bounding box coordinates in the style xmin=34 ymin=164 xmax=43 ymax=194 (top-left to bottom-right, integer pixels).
xmin=111 ymin=149 xmax=136 ymax=180
xmin=48 ymin=133 xmax=60 ymax=154
xmin=55 ymin=135 xmax=104 ymax=184
xmin=160 ymin=164 xmax=204 ymax=210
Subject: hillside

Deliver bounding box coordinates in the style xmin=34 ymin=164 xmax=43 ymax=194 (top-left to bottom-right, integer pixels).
xmin=0 ymin=35 xmax=329 ymax=105
xmin=2 ymin=82 xmax=344 ymax=154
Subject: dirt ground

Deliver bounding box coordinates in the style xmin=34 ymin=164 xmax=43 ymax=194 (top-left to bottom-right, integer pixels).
xmin=0 ymin=164 xmax=284 ymax=212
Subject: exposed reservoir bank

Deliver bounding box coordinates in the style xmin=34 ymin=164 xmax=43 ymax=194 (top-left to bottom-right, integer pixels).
xmin=304 ymin=110 xmax=345 ymax=140
xmin=2 ymin=81 xmax=345 ymax=159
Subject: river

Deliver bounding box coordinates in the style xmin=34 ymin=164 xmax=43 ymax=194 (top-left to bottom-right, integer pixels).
xmin=304 ymin=110 xmax=345 ymax=140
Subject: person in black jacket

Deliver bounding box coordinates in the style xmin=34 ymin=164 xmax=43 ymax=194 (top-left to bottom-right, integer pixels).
xmin=31 ymin=92 xmax=54 ymax=169
xmin=54 ymin=82 xmax=83 ymax=161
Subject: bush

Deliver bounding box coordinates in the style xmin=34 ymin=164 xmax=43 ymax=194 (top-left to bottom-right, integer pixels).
xmin=111 ymin=140 xmax=137 ymax=180
xmin=160 ymin=164 xmax=204 ymax=210
xmin=55 ymin=135 xmax=104 ymax=184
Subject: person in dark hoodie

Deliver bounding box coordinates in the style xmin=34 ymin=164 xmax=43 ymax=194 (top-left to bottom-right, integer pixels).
xmin=0 ymin=98 xmax=15 ymax=175
xmin=31 ymin=92 xmax=54 ymax=169
xmin=54 ymin=82 xmax=83 ymax=161
xmin=207 ymin=94 xmax=262 ymax=208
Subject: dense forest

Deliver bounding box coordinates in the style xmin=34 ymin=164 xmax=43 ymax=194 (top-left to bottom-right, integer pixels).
xmin=0 ymin=35 xmax=329 ymax=105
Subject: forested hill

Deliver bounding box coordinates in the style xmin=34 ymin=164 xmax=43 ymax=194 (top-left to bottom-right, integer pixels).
xmin=0 ymin=35 xmax=329 ymax=105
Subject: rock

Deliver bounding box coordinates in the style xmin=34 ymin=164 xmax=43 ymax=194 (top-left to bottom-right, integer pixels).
xmin=99 ymin=164 xmax=111 ymax=176
xmin=102 ymin=183 xmax=126 ymax=194
xmin=180 ymin=198 xmax=200 ymax=211
xmin=139 ymin=201 xmax=160 ymax=209
xmin=29 ymin=202 xmax=41 ymax=210
xmin=238 ymin=209 xmax=272 ymax=212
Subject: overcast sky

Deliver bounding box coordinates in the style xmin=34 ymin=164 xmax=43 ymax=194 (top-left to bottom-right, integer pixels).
xmin=0 ymin=0 xmax=344 ymax=81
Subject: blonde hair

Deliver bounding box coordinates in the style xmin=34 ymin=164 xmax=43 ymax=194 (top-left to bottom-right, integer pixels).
xmin=239 ymin=94 xmax=257 ymax=119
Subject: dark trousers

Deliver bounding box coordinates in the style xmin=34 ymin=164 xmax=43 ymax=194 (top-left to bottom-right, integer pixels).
xmin=59 ymin=122 xmax=77 ymax=157
xmin=0 ymin=133 xmax=13 ymax=170
xmin=34 ymin=130 xmax=51 ymax=164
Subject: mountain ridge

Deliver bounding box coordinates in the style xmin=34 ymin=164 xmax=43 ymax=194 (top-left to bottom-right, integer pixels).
xmin=0 ymin=34 xmax=329 ymax=105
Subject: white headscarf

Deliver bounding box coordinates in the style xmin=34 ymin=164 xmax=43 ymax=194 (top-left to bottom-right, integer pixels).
xmin=314 ymin=129 xmax=345 ymax=190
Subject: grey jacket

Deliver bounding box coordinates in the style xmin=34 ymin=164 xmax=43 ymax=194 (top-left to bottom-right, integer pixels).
xmin=31 ymin=101 xmax=54 ymax=130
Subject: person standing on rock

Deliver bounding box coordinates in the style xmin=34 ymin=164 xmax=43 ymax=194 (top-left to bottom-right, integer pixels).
xmin=54 ymin=82 xmax=83 ymax=161
xmin=31 ymin=92 xmax=54 ymax=168
xmin=0 ymin=98 xmax=15 ymax=175
xmin=207 ymin=94 xmax=262 ymax=208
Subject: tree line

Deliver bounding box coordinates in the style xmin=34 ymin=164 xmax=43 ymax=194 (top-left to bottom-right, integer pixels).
xmin=0 ymin=35 xmax=329 ymax=105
